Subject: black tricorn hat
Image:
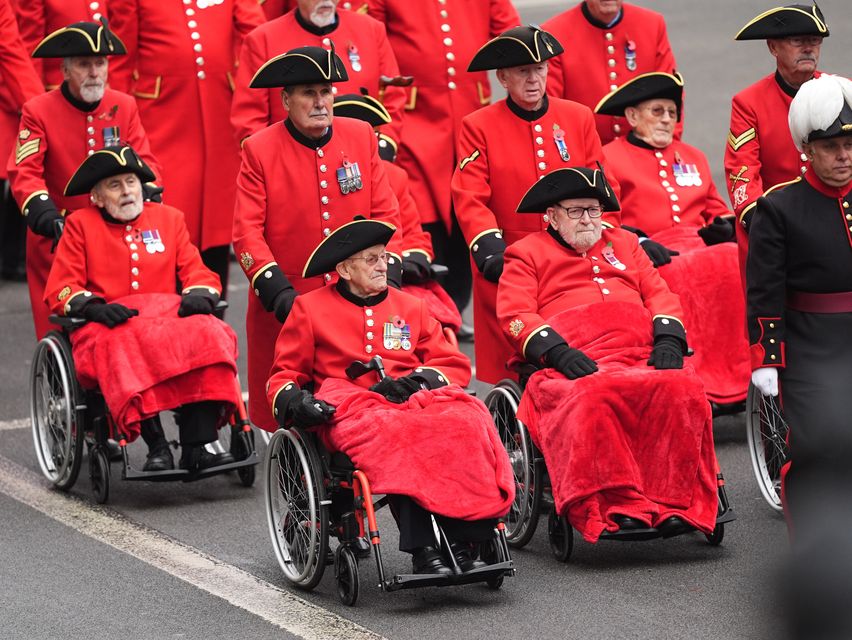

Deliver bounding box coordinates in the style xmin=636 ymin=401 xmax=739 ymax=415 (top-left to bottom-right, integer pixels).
xmin=595 ymin=72 xmax=684 ymax=119
xmin=333 ymin=92 xmax=392 ymax=128
xmin=735 ymin=3 xmax=829 ymax=40
xmin=468 ymin=25 xmax=563 ymax=72
xmin=516 ymin=167 xmax=620 ymax=214
xmin=303 ymin=218 xmax=397 ymax=278
xmin=64 ymin=145 xmax=156 ymax=196
xmin=250 ymin=44 xmax=349 ymax=88
xmin=33 ymin=18 xmax=126 ymax=58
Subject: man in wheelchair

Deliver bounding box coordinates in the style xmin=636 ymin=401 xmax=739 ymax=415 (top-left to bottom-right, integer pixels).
xmin=496 ymin=167 xmax=719 ymax=542
xmin=42 ymin=145 xmax=241 ymax=474
xmin=266 ymin=219 xmax=515 ymax=575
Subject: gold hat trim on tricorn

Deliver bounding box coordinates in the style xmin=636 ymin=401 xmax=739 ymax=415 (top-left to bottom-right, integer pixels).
xmin=301 ymin=219 xmax=397 ymax=278
xmin=735 ymin=5 xmax=828 ymax=40
xmin=593 ymin=71 xmax=684 ymax=113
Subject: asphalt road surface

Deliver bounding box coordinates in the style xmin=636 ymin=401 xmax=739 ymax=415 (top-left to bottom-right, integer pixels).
xmin=2 ymin=1 xmax=850 ymax=638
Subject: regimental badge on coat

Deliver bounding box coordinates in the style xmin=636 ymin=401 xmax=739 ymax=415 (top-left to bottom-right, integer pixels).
xmin=57 ymin=286 xmax=71 ymax=301
xmin=240 ymin=252 xmax=255 ymax=271
xmin=553 ymin=125 xmax=570 ymax=162
xmin=337 ymin=155 xmax=364 ymax=194
xmin=383 ymin=315 xmax=412 ymax=350
xmin=601 ymin=242 xmax=627 ymax=271
xmin=141 ymin=229 xmax=165 ymax=254
xmin=509 ymin=318 xmax=525 ymax=338
xmin=625 ymin=40 xmax=637 ymax=71
xmin=102 ymin=126 xmax=120 ymax=147
xmin=347 ymin=43 xmax=362 ymax=72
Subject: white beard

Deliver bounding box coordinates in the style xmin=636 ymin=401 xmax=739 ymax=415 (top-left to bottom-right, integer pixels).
xmin=79 ymin=82 xmax=105 ymax=103
xmin=310 ymin=4 xmax=336 ymax=27
xmin=104 ymin=197 xmax=143 ymax=222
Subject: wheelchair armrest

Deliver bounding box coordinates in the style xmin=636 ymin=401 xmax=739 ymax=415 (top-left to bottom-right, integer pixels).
xmin=48 ymin=314 xmax=87 ymax=330
xmin=215 ymin=300 xmax=228 ymax=312
xmin=429 ymin=263 xmax=449 ymax=278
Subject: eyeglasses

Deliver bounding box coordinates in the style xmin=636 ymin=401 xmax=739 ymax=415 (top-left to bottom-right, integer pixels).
xmin=350 ymin=252 xmax=389 ymax=266
xmin=554 ymin=204 xmax=603 ymax=219
xmin=643 ymin=105 xmax=678 ymax=120
xmin=786 ymin=36 xmax=823 ymax=47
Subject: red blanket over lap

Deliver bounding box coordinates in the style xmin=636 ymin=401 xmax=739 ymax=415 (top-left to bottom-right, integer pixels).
xmin=403 ymin=281 xmax=463 ymax=333
xmin=316 ymin=378 xmax=515 ymax=521
xmin=71 ymin=293 xmax=240 ymax=441
xmin=652 ymin=226 xmax=750 ymax=404
xmin=518 ymin=301 xmax=718 ymax=542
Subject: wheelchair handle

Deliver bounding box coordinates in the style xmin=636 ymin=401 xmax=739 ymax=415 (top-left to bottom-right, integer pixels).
xmin=345 ymin=355 xmax=386 ymax=381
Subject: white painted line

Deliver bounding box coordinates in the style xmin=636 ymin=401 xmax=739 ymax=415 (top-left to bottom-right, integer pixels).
xmin=0 ymin=418 xmax=29 ymax=432
xmin=0 ymin=455 xmax=385 ymax=640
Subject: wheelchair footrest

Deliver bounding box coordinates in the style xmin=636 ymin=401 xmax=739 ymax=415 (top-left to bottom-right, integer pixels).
xmin=123 ymin=451 xmax=259 ymax=482
xmin=598 ymin=527 xmax=663 ymax=542
xmin=716 ymin=507 xmax=736 ymax=525
xmin=384 ymin=561 xmax=514 ymax=591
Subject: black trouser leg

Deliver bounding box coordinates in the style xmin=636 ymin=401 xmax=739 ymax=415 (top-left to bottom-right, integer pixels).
xmin=175 ymin=400 xmax=220 ymax=446
xmin=0 ymin=180 xmax=26 ymax=280
xmin=140 ymin=415 xmax=168 ymax=450
xmin=423 ymin=211 xmax=471 ymax=313
xmin=200 ymin=245 xmax=230 ymax=319
xmin=388 ymin=495 xmax=497 ymax=552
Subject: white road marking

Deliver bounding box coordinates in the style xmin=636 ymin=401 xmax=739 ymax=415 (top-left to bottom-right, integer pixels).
xmin=0 ymin=455 xmax=385 ymax=640
xmin=0 ymin=418 xmax=29 ymax=431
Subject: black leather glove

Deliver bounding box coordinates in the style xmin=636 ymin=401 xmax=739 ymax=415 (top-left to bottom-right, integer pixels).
xmin=28 ymin=206 xmax=62 ymax=238
xmin=82 ymin=302 xmax=139 ymax=328
xmin=178 ymin=295 xmax=215 ymax=317
xmin=647 ymin=335 xmax=684 ymax=370
xmin=272 ymin=286 xmax=298 ymax=323
xmin=697 ymin=216 xmax=735 ymax=246
xmin=640 ymin=239 xmax=679 ymax=267
xmin=369 ymin=375 xmax=422 ymax=403
xmin=142 ymin=183 xmax=164 ymax=203
xmin=401 ymin=256 xmax=431 ymax=285
xmin=481 ymin=252 xmax=504 ymax=283
xmin=545 ymin=343 xmax=598 ymax=380
xmin=284 ymin=389 xmax=336 ymax=427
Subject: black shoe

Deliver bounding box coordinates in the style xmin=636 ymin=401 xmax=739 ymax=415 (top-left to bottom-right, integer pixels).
xmin=456 ymin=323 xmax=474 ymax=343
xmin=451 ymin=542 xmax=486 ymax=572
xmin=229 ymin=428 xmax=253 ymax=461
xmin=657 ymin=516 xmax=691 ymax=538
xmin=411 ymin=546 xmax=452 ymax=576
xmin=106 ymin=439 xmax=123 ymax=462
xmin=143 ymin=444 xmax=174 ymax=472
xmin=612 ymin=514 xmax=644 ymax=531
xmin=179 ymin=446 xmax=234 ymax=473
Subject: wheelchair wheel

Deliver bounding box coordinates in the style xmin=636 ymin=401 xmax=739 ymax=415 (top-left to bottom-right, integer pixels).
xmin=89 ymin=446 xmax=110 ymax=504
xmin=547 ymin=506 xmax=573 ymax=563
xmin=335 ymin=545 xmax=359 ymax=606
xmin=745 ymin=383 xmax=789 ymax=512
xmin=265 ymin=428 xmax=330 ymax=590
xmin=30 ymin=331 xmax=85 ymax=490
xmin=479 ymin=538 xmax=508 ymax=590
xmin=705 ymin=522 xmax=724 ymax=546
xmin=484 ymin=380 xmax=542 ymax=548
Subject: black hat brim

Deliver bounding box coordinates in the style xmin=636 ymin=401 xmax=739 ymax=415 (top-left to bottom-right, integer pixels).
xmin=333 ymin=94 xmax=392 ymax=127
xmin=64 ymin=146 xmax=156 ymax=196
xmin=735 ymin=4 xmax=829 ymax=40
xmin=516 ymin=168 xmax=620 ymax=213
xmin=468 ymin=26 xmax=564 ymax=72
xmin=595 ymin=72 xmax=684 ymax=117
xmin=32 ymin=22 xmax=126 ymax=58
xmin=303 ymin=219 xmax=396 ymax=278
xmin=250 ymin=46 xmax=349 ymax=89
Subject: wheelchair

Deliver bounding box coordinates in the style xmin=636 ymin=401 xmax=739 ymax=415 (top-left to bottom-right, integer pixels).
xmin=29 ymin=311 xmax=260 ymax=504
xmin=263 ymin=356 xmax=514 ymax=606
xmin=745 ymin=383 xmax=789 ymax=513
xmin=484 ymin=366 xmax=736 ymax=563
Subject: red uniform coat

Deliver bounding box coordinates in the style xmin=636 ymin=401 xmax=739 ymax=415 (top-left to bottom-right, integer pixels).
xmin=364 ymin=0 xmax=519 ymax=226
xmin=451 ymin=96 xmax=616 ymax=382
xmin=108 ymin=0 xmax=264 ymax=250
xmin=232 ymin=116 xmax=402 ymax=429
xmin=603 ymin=136 xmax=729 ymax=235
xmin=7 ymin=87 xmax=161 ymax=339
xmin=497 ymin=228 xmax=685 ymax=363
xmin=16 ymin=0 xmax=112 ymax=90
xmin=44 ymin=203 xmax=220 ymax=316
xmin=385 ymin=159 xmax=433 ymax=260
xmin=543 ymin=2 xmax=680 ymax=146
xmin=230 ymin=9 xmax=405 ymax=145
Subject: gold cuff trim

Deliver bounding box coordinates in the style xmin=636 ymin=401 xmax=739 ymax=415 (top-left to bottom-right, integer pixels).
xmin=181 ymin=285 xmax=221 ymax=295
xmin=521 ymin=324 xmax=551 ymax=358
xmin=468 ymin=228 xmax=501 ymax=252
xmin=415 ymin=366 xmax=450 ymax=385
xmin=250 ymin=261 xmax=278 ymax=288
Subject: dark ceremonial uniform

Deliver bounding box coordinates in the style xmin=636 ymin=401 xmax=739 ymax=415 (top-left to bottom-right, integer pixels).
xmin=452 ymin=96 xmax=614 ymax=382
xmin=543 ymin=2 xmax=679 ymax=145
xmin=231 ymin=9 xmax=405 ymax=145
xmin=498 ymin=227 xmax=685 ymax=361
xmin=604 ymin=134 xmax=730 ymax=234
xmin=108 ymin=0 xmax=264 ymax=253
xmin=747 ymin=171 xmax=852 ymax=520
xmin=364 ymin=0 xmax=519 ymax=228
xmin=232 ymin=117 xmax=403 ymax=430
xmin=7 ymin=86 xmax=160 ymax=338
xmin=44 ymin=203 xmax=220 ymax=316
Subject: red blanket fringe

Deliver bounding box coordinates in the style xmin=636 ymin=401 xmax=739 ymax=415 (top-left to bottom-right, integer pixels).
xmin=316 ymin=378 xmax=515 ymax=521
xmin=518 ymin=301 xmax=719 ymax=542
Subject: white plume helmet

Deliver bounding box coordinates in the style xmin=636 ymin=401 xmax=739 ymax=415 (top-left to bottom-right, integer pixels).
xmin=788 ymin=74 xmax=852 ymax=151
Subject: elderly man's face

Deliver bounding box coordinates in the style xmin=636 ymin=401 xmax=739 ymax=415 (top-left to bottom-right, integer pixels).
xmin=496 ymin=62 xmax=548 ymax=111
xmin=283 ymin=83 xmax=334 ymax=139
xmin=585 ymin=0 xmax=623 ymax=23
xmin=336 ymin=243 xmax=389 ymax=298
xmin=548 ymin=197 xmax=603 ymax=252
xmin=767 ymin=36 xmax=822 ymax=86
xmin=624 ymin=98 xmax=677 ymax=149
xmin=91 ymin=172 xmax=143 ymax=221
xmin=297 ymin=0 xmax=338 ymax=28
xmin=63 ymin=56 xmax=108 ymax=103
xmin=805 ymin=137 xmax=852 ymax=188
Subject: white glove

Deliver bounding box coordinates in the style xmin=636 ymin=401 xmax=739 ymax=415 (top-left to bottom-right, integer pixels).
xmin=751 ymin=367 xmax=779 ymax=397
